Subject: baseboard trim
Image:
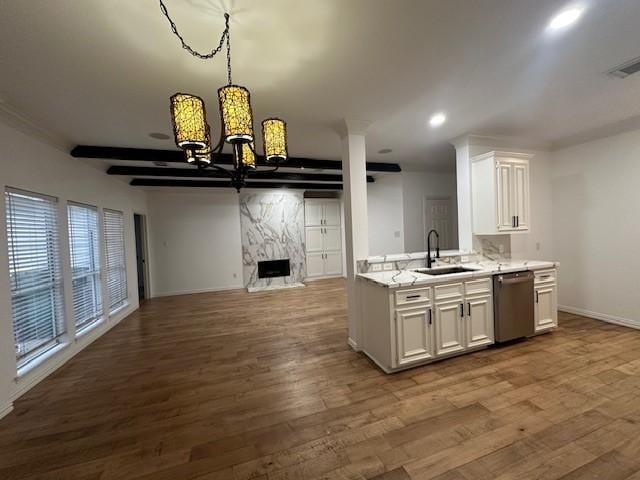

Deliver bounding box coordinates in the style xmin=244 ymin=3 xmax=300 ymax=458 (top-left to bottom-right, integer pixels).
xmin=348 ymin=337 xmax=360 ymax=351
xmin=0 ymin=402 xmax=13 ymax=420
xmin=152 ymin=285 xmax=244 ymax=298
xmin=559 ymin=305 xmax=639 ymax=330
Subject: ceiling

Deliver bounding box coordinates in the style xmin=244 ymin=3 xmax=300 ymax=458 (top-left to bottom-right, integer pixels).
xmin=2 ymin=0 xmax=640 ymax=172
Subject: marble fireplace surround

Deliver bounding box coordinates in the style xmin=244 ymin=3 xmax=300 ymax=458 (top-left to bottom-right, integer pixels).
xmin=239 ymin=191 xmax=306 ymax=291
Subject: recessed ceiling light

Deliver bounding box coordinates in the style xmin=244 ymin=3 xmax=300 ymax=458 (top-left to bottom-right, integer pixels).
xmin=547 ymin=7 xmax=583 ymax=31
xmin=149 ymin=132 xmax=170 ymax=140
xmin=429 ymin=112 xmax=446 ymax=128
xmin=378 ymin=148 xmax=393 ymax=154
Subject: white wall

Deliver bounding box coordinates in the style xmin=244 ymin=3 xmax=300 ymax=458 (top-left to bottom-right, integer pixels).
xmin=551 ymin=129 xmax=640 ymax=326
xmin=367 ymin=174 xmax=404 ymax=256
xmin=146 ymin=189 xmax=243 ymax=296
xmin=402 ymin=170 xmax=459 ymax=253
xmin=0 ymin=120 xmax=147 ymax=417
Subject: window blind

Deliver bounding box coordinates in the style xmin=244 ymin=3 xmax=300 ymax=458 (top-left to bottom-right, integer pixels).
xmin=5 ymin=188 xmax=65 ymax=368
xmin=103 ymin=209 xmax=127 ymax=312
xmin=68 ymin=203 xmax=102 ymax=330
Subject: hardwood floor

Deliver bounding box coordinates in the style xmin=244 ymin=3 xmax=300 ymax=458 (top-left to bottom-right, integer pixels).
xmin=2 ymin=278 xmax=640 ymax=479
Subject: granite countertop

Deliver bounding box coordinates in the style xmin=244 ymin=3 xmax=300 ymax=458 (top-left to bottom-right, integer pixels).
xmin=357 ymin=260 xmax=558 ymax=288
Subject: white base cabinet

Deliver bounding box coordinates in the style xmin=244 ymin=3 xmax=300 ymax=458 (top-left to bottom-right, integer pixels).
xmin=362 ymin=276 xmax=495 ymax=373
xmin=534 ymin=269 xmax=558 ymax=333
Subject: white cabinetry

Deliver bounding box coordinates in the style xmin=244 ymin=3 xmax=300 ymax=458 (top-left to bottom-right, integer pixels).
xmin=304 ymin=199 xmax=342 ymax=278
xmin=472 ymin=151 xmax=532 ymax=234
xmin=534 ymin=269 xmax=558 ymax=333
xmin=361 ymin=276 xmax=495 ymax=373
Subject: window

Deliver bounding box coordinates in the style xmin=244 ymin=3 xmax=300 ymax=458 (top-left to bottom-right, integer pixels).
xmin=103 ymin=209 xmax=127 ymax=313
xmin=5 ymin=188 xmax=65 ymax=368
xmin=68 ymin=203 xmax=102 ymax=331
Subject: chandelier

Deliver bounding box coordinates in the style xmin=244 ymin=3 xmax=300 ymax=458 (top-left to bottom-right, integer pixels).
xmin=159 ymin=2 xmax=288 ymax=191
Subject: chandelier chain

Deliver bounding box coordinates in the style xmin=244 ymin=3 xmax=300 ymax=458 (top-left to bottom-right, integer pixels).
xmin=159 ymin=1 xmax=232 ymax=84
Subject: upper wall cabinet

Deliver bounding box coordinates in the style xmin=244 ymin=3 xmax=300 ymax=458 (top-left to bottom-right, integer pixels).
xmin=304 ymin=199 xmax=340 ymax=226
xmin=471 ymin=151 xmax=532 ymax=235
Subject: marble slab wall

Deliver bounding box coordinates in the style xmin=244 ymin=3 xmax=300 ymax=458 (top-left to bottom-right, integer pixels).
xmin=239 ymin=191 xmax=305 ymax=289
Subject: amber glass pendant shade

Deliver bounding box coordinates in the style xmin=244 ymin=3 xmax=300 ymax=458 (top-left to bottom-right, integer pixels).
xmin=262 ymin=118 xmax=288 ymax=162
xmin=218 ymin=85 xmax=254 ymax=144
xmin=241 ymin=143 xmax=256 ymax=169
xmin=170 ymin=93 xmax=208 ymax=149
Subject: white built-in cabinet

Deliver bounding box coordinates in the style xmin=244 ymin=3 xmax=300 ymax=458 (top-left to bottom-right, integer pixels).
xmin=365 ymin=276 xmax=495 ymax=371
xmin=472 ymin=151 xmax=532 ymax=234
xmin=534 ymin=269 xmax=558 ymax=333
xmin=304 ymin=199 xmax=342 ymax=278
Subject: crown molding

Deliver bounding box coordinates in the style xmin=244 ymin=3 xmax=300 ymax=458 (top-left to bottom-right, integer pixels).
xmin=0 ymin=99 xmax=71 ymax=153
xmin=450 ymin=133 xmax=550 ymax=152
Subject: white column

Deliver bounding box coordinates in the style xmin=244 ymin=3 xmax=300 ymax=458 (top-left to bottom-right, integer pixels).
xmin=452 ymin=136 xmax=473 ymax=252
xmin=339 ymin=119 xmax=370 ymax=350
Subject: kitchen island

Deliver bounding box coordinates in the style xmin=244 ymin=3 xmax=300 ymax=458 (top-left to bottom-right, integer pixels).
xmin=357 ymin=259 xmax=558 ymax=373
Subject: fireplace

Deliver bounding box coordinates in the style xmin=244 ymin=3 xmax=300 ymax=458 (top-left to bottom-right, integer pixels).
xmin=257 ymin=259 xmax=291 ymax=279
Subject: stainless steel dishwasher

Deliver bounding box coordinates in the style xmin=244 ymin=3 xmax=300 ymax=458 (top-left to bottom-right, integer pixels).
xmin=493 ymin=271 xmax=534 ymax=342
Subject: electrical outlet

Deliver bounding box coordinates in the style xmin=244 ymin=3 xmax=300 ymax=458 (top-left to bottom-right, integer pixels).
xmin=498 ymin=244 xmax=505 ymax=254
xmin=383 ymin=263 xmax=393 ymax=271
xmin=461 ymin=256 xmax=469 ymax=263
xmin=371 ymin=264 xmax=382 ymax=272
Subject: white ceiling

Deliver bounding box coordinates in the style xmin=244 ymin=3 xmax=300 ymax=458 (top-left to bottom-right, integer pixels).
xmin=2 ymin=0 xmax=640 ymax=172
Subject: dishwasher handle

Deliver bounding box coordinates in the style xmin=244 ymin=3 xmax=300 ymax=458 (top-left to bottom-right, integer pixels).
xmin=497 ymin=273 xmax=533 ymax=285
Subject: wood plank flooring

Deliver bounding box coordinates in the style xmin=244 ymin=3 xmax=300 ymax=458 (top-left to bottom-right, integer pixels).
xmin=2 ymin=278 xmax=640 ymax=479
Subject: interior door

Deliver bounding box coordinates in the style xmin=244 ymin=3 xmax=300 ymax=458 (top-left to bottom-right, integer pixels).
xmin=434 ymin=300 xmax=465 ymax=356
xmin=324 ymin=252 xmax=343 ymax=276
xmin=306 ymin=252 xmax=325 ymax=278
xmin=466 ymin=295 xmax=494 ymax=348
xmin=423 ymin=197 xmax=453 ymax=249
xmin=323 ymin=226 xmax=342 ymax=252
xmin=395 ymin=308 xmax=433 ymax=366
xmin=323 ymin=201 xmax=341 ymax=226
xmin=305 ymin=227 xmax=324 ymax=253
xmin=304 ymin=200 xmax=323 ymax=226
xmin=513 ymin=163 xmax=530 ymax=230
xmin=496 ymin=162 xmax=514 ymax=231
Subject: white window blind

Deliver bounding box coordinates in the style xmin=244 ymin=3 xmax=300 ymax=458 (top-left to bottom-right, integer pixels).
xmin=68 ymin=203 xmax=102 ymax=330
xmin=5 ymin=188 xmax=66 ymax=368
xmin=103 ymin=209 xmax=127 ymax=313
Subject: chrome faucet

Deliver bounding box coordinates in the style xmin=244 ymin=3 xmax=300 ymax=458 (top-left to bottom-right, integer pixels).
xmin=426 ymin=229 xmax=440 ymax=268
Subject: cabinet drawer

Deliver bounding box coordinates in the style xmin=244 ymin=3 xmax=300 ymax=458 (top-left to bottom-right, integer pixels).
xmin=434 ymin=283 xmax=464 ymax=301
xmin=534 ymin=269 xmax=556 ymax=284
xmin=395 ymin=287 xmax=430 ymax=307
xmin=465 ymin=278 xmax=492 ymax=296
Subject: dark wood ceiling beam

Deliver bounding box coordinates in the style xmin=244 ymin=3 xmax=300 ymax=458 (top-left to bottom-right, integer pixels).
xmin=71 ymin=145 xmax=401 ymax=173
xmin=106 ymin=165 xmax=375 ymax=183
xmin=130 ymin=178 xmax=344 ymax=190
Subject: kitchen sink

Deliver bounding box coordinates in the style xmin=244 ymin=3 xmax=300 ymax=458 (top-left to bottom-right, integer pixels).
xmin=412 ymin=266 xmax=478 ymax=276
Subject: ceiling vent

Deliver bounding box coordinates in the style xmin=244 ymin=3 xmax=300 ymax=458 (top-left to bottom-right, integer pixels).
xmin=608 ymin=56 xmax=640 ymax=78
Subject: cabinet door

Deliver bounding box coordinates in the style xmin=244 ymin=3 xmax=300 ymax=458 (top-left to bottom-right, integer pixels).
xmin=513 ymin=162 xmax=530 ymax=231
xmin=434 ymin=301 xmax=465 ymax=356
xmin=324 ymin=252 xmax=343 ymax=276
xmin=535 ymin=285 xmax=557 ymax=332
xmin=465 ymin=295 xmax=494 ymax=348
xmin=304 ymin=200 xmax=324 ymax=226
xmin=305 ymin=227 xmax=324 ymax=253
xmin=396 ymin=308 xmax=434 ymax=366
xmin=323 ymin=201 xmax=341 ymax=226
xmin=496 ymin=162 xmax=515 ymax=231
xmin=306 ymin=252 xmax=325 ymax=278
xmin=323 ymin=226 xmax=342 ymax=252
